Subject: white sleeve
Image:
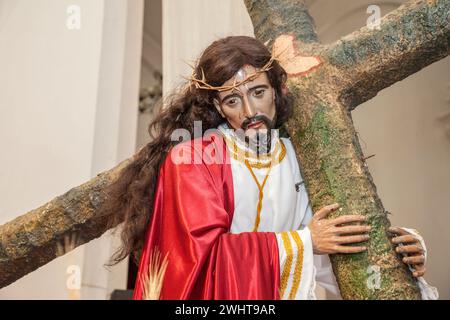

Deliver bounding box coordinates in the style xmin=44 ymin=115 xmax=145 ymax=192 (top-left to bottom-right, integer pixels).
xmin=275 ymin=227 xmax=316 ymax=300
xmin=313 ymin=254 xmax=341 ymax=298
xmin=400 ymin=227 xmax=439 ymax=300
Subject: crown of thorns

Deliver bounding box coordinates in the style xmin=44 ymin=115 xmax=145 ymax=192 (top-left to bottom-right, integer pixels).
xmin=184 ymin=41 xmax=283 ymax=92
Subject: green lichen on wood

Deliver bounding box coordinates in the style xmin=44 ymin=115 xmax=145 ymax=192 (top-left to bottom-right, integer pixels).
xmin=328 ymin=0 xmax=449 ymax=68
xmin=293 ymin=101 xmax=349 ymax=210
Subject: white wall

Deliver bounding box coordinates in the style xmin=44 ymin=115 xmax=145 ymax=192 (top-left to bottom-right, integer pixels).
xmin=82 ymin=0 xmax=144 ymax=300
xmin=136 ymin=0 xmax=162 ymax=150
xmin=0 ymin=0 xmax=144 ymax=299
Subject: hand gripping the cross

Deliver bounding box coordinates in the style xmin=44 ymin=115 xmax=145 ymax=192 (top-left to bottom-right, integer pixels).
xmin=307 ymin=203 xmax=370 ymax=255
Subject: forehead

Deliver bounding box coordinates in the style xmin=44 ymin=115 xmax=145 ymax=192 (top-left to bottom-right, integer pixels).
xmin=218 ymin=64 xmax=271 ymax=98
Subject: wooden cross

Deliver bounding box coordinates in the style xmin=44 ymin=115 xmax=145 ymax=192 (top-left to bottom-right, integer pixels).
xmin=0 ymin=0 xmax=448 ymax=299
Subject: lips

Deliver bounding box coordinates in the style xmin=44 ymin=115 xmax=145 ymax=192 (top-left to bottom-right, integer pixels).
xmin=247 ymin=120 xmax=263 ymax=129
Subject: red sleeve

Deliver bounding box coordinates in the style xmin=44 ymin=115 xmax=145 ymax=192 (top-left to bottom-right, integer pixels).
xmin=133 ymin=134 xmax=280 ymax=300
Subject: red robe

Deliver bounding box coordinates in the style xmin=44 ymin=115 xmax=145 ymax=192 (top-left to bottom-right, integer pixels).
xmin=133 ymin=132 xmax=280 ymax=299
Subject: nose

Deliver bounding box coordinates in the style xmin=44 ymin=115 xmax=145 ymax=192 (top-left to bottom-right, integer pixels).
xmin=242 ymin=96 xmax=256 ymax=118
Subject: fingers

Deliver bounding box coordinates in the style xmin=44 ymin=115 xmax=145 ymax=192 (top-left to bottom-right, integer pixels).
xmin=395 ymin=245 xmax=423 ymax=255
xmin=412 ymin=265 xmax=426 ymax=278
xmin=333 ymin=245 xmax=367 ymax=254
xmin=413 ymin=270 xmax=426 ymax=278
xmin=330 ymin=215 xmax=366 ymax=226
xmin=402 ymin=255 xmax=425 ymax=265
xmin=314 ymin=203 xmax=341 ymax=220
xmin=336 ymin=234 xmax=370 ymax=244
xmin=388 ymin=226 xmax=409 ymax=236
xmin=391 ymin=235 xmax=418 ymax=245
xmin=336 ymin=225 xmax=371 ymax=235
xmin=391 ymin=233 xmax=426 ymax=277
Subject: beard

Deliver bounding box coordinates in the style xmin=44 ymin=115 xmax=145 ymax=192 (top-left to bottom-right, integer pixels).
xmin=238 ymin=113 xmax=277 ymax=156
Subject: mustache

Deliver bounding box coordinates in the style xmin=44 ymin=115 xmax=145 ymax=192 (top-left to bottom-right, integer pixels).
xmin=241 ymin=114 xmax=275 ymax=131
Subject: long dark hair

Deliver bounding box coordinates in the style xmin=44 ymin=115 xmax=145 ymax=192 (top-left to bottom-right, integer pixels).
xmin=102 ymin=35 xmax=293 ymax=266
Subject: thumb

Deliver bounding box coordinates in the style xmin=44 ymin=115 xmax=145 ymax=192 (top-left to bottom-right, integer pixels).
xmin=314 ymin=203 xmax=340 ymax=220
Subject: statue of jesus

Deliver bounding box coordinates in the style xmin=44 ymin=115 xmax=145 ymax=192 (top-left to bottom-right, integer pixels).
xmin=102 ymin=36 xmax=438 ymax=300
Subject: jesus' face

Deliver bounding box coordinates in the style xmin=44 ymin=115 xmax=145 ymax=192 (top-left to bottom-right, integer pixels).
xmin=213 ymin=64 xmax=276 ymax=139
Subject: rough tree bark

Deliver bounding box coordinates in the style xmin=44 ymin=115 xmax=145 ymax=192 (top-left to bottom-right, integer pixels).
xmin=1 ymin=0 xmax=449 ymax=298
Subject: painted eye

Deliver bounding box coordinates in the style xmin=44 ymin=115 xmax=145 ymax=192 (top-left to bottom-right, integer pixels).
xmin=254 ymin=89 xmax=265 ymax=97
xmin=226 ymin=98 xmax=238 ymax=106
